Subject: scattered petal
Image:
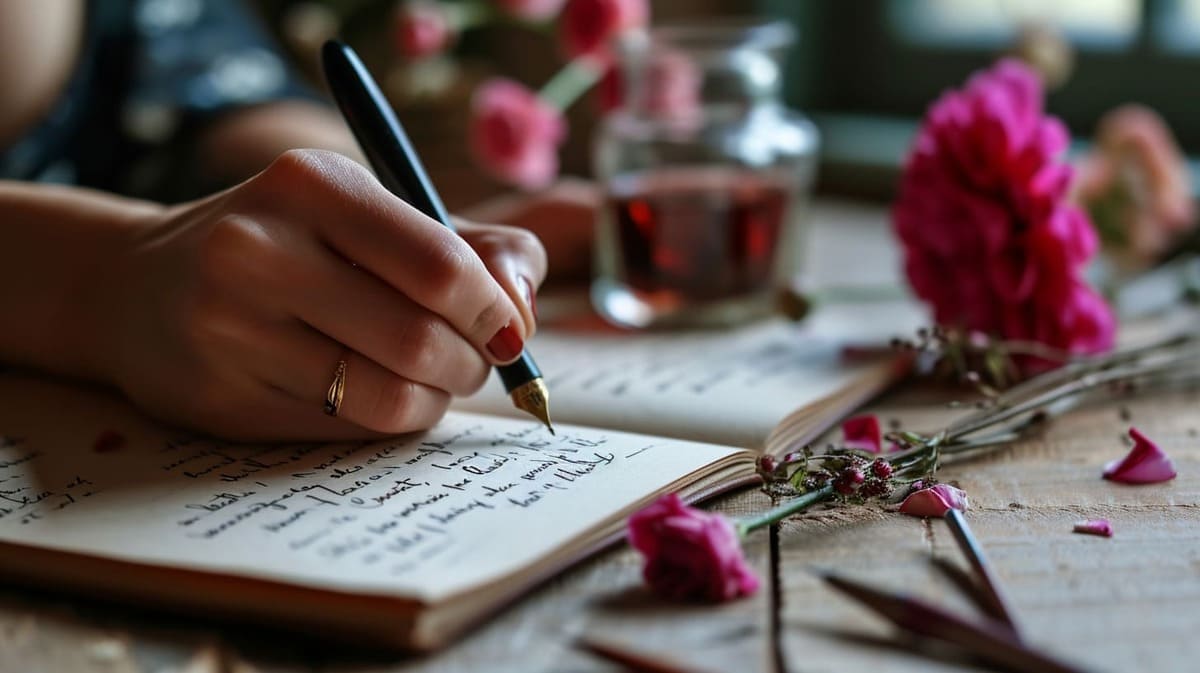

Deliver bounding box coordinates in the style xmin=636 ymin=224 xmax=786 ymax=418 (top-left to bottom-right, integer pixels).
xmin=92 ymin=430 xmax=126 ymax=454
xmin=842 ymin=415 xmax=883 ymax=453
xmin=628 ymin=494 xmax=759 ymax=602
xmin=899 ymin=484 xmax=969 ymax=518
xmin=1103 ymin=427 xmax=1177 ymax=484
xmin=1073 ymin=519 xmax=1114 ymax=537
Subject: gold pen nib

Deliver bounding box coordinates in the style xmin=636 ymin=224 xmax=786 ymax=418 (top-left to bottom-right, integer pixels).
xmin=510 ymin=378 xmax=554 ymax=434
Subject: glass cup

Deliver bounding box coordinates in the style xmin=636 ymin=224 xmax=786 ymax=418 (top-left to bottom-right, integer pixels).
xmin=592 ymin=19 xmax=819 ymax=328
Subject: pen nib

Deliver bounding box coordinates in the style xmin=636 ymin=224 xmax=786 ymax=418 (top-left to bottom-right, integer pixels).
xmin=510 ymin=378 xmax=554 ymax=434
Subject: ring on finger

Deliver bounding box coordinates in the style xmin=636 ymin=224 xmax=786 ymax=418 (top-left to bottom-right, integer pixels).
xmin=323 ymin=358 xmax=348 ymax=416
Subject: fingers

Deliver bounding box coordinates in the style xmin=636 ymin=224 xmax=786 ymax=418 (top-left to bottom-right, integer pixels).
xmin=455 ymin=218 xmax=547 ymax=338
xmin=213 ymin=314 xmax=453 ymax=436
xmin=247 ymin=150 xmax=532 ymax=365
xmin=285 ymin=245 xmax=491 ymax=397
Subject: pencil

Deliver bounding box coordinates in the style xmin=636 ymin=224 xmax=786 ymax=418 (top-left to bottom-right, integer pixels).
xmin=822 ymin=573 xmax=1090 ymax=673
xmin=319 ymin=40 xmax=554 ymax=433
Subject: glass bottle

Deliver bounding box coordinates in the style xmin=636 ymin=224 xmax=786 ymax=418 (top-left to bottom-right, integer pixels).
xmin=592 ymin=19 xmax=819 ymax=328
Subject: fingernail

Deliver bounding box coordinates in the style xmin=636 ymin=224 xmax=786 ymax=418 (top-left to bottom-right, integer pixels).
xmin=487 ymin=322 xmax=524 ymax=362
xmin=518 ymin=276 xmax=537 ymax=321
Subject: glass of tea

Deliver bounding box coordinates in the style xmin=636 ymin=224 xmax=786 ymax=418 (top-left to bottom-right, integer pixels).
xmin=592 ymin=19 xmax=818 ymax=328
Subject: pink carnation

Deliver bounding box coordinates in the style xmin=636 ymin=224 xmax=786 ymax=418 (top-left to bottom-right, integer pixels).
xmin=628 ymin=493 xmax=759 ymax=602
xmin=560 ymin=0 xmax=648 ymax=58
xmin=1103 ymin=427 xmax=1177 ymax=484
xmin=393 ymin=2 xmax=455 ymax=60
xmin=893 ymin=59 xmax=1116 ymax=370
xmin=469 ymin=78 xmax=567 ymax=190
xmin=899 ymin=484 xmax=969 ymax=518
xmin=493 ymin=0 xmax=567 ymax=21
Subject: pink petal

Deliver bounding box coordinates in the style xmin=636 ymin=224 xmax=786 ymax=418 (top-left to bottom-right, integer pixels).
xmin=899 ymin=484 xmax=970 ymax=518
xmin=842 ymin=415 xmax=883 ymax=453
xmin=1103 ymin=427 xmax=1177 ymax=484
xmin=1072 ymin=519 xmax=1113 ymax=537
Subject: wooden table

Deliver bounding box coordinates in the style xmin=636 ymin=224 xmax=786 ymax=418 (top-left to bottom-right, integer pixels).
xmin=3 ymin=203 xmax=1197 ymax=673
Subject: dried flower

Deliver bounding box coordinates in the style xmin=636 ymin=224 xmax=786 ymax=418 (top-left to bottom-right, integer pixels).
xmin=469 ymin=79 xmax=567 ymax=189
xmin=834 ymin=467 xmax=866 ymax=495
xmin=559 ymin=0 xmax=648 ymax=58
xmin=493 ymin=0 xmax=567 ymax=21
xmin=892 ymin=58 xmax=1115 ymax=372
xmin=394 ymin=2 xmax=456 ymax=60
xmin=1102 ymin=427 xmax=1177 ymax=484
xmin=627 ymin=494 xmax=759 ymax=602
xmin=870 ymin=458 xmax=893 ymax=480
xmin=1075 ymin=104 xmax=1196 ymax=262
xmin=1073 ymin=519 xmax=1114 ymax=537
xmin=899 ymin=484 xmax=969 ymax=518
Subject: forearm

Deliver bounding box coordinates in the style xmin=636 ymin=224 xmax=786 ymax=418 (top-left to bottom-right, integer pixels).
xmin=0 ymin=182 xmax=160 ymax=380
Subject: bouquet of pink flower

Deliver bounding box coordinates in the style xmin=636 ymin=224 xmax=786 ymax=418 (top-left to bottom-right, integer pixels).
xmin=892 ymin=59 xmax=1116 ymax=372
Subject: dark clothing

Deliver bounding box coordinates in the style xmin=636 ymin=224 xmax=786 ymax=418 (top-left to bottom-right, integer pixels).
xmin=0 ymin=0 xmax=316 ymax=199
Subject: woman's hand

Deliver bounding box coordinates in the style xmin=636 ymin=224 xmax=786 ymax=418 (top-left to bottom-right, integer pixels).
xmin=98 ymin=149 xmax=545 ymax=441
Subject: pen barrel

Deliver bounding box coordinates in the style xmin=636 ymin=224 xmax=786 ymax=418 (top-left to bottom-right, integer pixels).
xmin=498 ymin=353 xmax=542 ymax=393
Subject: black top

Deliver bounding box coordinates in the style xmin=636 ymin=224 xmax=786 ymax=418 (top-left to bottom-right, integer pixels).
xmin=0 ymin=0 xmax=317 ymax=200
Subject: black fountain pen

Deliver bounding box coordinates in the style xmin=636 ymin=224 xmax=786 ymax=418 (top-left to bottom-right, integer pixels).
xmin=320 ymin=40 xmax=554 ymax=433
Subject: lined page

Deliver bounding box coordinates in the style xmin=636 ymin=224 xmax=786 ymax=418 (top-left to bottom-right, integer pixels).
xmin=0 ymin=375 xmax=744 ymax=602
xmin=456 ymin=303 xmax=924 ymax=449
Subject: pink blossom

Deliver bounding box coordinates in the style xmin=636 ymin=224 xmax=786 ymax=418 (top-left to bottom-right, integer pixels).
xmin=898 ymin=484 xmax=969 ymax=518
xmin=469 ymin=78 xmax=566 ymax=190
xmin=842 ymin=415 xmax=884 ymax=453
xmin=1075 ymin=104 xmax=1196 ymax=261
xmin=560 ymin=0 xmax=648 ymax=58
xmin=492 ymin=0 xmax=566 ymax=21
xmin=893 ymin=59 xmax=1116 ymax=371
xmin=393 ymin=2 xmax=455 ymax=60
xmin=627 ymin=493 xmax=759 ymax=602
xmin=1073 ymin=519 xmax=1114 ymax=537
xmin=1102 ymin=427 xmax=1177 ymax=484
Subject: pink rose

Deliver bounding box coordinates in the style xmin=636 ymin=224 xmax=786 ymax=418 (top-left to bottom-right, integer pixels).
xmin=898 ymin=484 xmax=969 ymax=518
xmin=468 ymin=78 xmax=567 ymax=190
xmin=492 ymin=0 xmax=566 ymax=21
xmin=559 ymin=0 xmax=648 ymax=58
xmin=627 ymin=493 xmax=760 ymax=602
xmin=1102 ymin=427 xmax=1177 ymax=484
xmin=393 ymin=2 xmax=455 ymax=60
xmin=1075 ymin=104 xmax=1197 ymax=261
xmin=892 ymin=58 xmax=1116 ymax=370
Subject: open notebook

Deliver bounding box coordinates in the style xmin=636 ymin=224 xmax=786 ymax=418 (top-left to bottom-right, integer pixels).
xmin=0 ymin=304 xmax=918 ymax=651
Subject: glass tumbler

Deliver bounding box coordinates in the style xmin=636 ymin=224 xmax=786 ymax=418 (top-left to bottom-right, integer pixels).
xmin=592 ymin=19 xmax=819 ymax=328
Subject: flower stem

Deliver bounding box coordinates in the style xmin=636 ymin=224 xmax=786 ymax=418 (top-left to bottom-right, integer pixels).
xmin=738 ymin=484 xmax=835 ymax=536
xmin=538 ymin=57 xmax=605 ymax=111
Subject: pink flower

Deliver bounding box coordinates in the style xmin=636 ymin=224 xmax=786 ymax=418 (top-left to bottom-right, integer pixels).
xmin=1073 ymin=519 xmax=1114 ymax=537
xmin=492 ymin=0 xmax=566 ymax=21
xmin=1075 ymin=104 xmax=1196 ymax=261
xmin=898 ymin=484 xmax=970 ymax=517
xmin=469 ymin=78 xmax=567 ymax=190
xmin=893 ymin=59 xmax=1116 ymax=370
xmin=560 ymin=0 xmax=649 ymax=58
xmin=393 ymin=2 xmax=455 ymax=60
xmin=843 ymin=415 xmax=884 ymax=453
xmin=627 ymin=493 xmax=759 ymax=602
xmin=1102 ymin=427 xmax=1177 ymax=484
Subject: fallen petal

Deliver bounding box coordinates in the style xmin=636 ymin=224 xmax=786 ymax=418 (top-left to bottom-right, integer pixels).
xmin=1102 ymin=427 xmax=1177 ymax=484
xmin=843 ymin=415 xmax=883 ymax=453
xmin=1073 ymin=519 xmax=1114 ymax=537
xmin=899 ymin=484 xmax=969 ymax=517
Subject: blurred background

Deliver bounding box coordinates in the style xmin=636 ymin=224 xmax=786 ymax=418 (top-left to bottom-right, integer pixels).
xmin=250 ymin=0 xmax=1200 ymax=208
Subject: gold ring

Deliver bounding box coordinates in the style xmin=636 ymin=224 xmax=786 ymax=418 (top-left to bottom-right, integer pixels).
xmin=323 ymin=359 xmax=347 ymax=416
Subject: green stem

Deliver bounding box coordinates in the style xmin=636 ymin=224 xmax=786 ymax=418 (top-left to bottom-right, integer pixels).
xmin=538 ymin=57 xmax=605 ymax=111
xmin=738 ymin=484 xmax=835 ymax=535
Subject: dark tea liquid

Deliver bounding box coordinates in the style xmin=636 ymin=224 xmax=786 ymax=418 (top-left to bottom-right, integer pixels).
xmin=609 ymin=170 xmax=792 ymax=301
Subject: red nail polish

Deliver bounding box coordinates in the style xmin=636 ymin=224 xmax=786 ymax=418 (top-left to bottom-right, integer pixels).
xmin=487 ymin=323 xmax=524 ymax=362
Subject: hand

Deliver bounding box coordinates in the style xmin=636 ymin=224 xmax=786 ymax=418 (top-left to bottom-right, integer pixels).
xmin=97 ymin=150 xmax=546 ymax=441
